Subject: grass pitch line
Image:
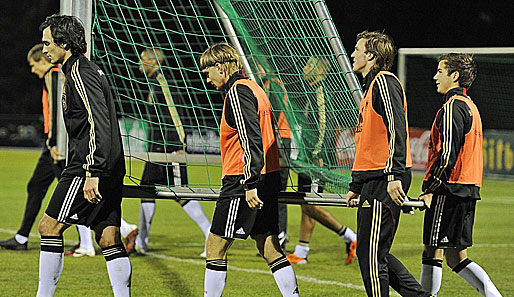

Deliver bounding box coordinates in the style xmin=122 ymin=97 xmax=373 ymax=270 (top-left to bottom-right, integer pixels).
xmin=147 ymin=252 xmax=370 ymax=292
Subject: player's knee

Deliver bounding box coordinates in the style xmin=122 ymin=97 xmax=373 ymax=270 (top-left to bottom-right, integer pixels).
xmin=38 ymin=216 xmax=61 ymax=236
xmin=301 ymin=204 xmax=315 ymax=217
xmin=94 ymin=225 xmax=121 ymax=248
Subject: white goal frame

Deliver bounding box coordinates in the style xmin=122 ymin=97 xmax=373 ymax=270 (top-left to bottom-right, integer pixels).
xmin=398 ymin=47 xmax=514 ymax=88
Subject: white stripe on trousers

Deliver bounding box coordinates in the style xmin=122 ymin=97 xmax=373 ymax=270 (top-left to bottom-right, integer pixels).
xmin=58 ymin=177 xmax=82 ymax=222
xmin=369 ymin=200 xmax=382 ymax=297
xmin=430 ymin=195 xmax=446 ymax=246
xmin=225 ymin=198 xmax=240 ymax=238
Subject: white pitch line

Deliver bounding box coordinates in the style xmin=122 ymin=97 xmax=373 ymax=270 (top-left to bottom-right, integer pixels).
xmin=148 ymin=252 xmax=369 ymax=293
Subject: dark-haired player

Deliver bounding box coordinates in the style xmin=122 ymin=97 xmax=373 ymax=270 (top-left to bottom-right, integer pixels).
xmin=419 ymin=53 xmax=502 ymax=297
xmin=36 ymin=15 xmax=130 ymax=297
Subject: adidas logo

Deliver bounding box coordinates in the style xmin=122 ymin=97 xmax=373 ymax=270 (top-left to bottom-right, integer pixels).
xmin=70 ymin=213 xmax=79 ymax=220
xmin=440 ymin=236 xmax=449 ymax=243
xmin=362 ymin=200 xmax=371 ymax=208
xmin=235 ymin=227 xmax=245 ymax=235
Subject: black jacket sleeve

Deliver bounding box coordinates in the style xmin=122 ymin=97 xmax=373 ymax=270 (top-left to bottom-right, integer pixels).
xmin=69 ymin=66 xmax=112 ymax=177
xmin=45 ymin=70 xmax=59 ymax=149
xmin=372 ymin=74 xmax=408 ymax=181
xmin=224 ymin=84 xmax=264 ymax=190
xmin=424 ymin=100 xmax=471 ymax=193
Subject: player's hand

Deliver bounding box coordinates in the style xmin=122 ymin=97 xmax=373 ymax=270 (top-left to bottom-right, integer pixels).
xmin=245 ymin=188 xmax=263 ymax=210
xmin=49 ymin=146 xmax=64 ymax=162
xmin=84 ymin=177 xmax=102 ymax=204
xmin=346 ymin=190 xmax=360 ymax=207
xmin=419 ymin=193 xmax=433 ymax=209
xmin=387 ymin=180 xmax=406 ymax=206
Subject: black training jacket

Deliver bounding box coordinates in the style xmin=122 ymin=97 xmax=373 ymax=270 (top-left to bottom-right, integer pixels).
xmin=61 ymin=54 xmax=125 ymax=178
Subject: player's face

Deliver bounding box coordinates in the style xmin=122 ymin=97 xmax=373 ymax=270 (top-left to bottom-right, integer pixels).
xmin=433 ymin=60 xmax=457 ymax=95
xmin=28 ymin=57 xmax=51 ymax=79
xmin=139 ymin=52 xmax=158 ymax=76
xmin=203 ymin=64 xmax=226 ymax=90
xmin=303 ymin=57 xmax=323 ymax=82
xmin=41 ymin=27 xmax=67 ymax=64
xmin=351 ymin=38 xmax=371 ymax=75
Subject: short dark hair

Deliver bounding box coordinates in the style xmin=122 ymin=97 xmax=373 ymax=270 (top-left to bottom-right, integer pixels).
xmin=40 ymin=14 xmax=87 ymax=56
xmin=356 ymin=30 xmax=396 ymax=71
xmin=438 ymin=53 xmax=477 ymax=88
xmin=27 ymin=43 xmax=50 ymax=63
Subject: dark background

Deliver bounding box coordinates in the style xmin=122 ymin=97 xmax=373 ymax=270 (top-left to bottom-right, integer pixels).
xmin=1 ymin=1 xmax=512 ymax=122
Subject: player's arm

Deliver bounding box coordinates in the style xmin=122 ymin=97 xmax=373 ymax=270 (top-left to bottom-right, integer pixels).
xmin=69 ymin=66 xmax=111 ymax=178
xmin=312 ymin=85 xmax=326 ymax=162
xmin=372 ymin=74 xmax=408 ymax=181
xmin=45 ymin=69 xmax=64 ymax=162
xmin=225 ymin=84 xmax=264 ymax=191
xmin=372 ymin=74 xmax=408 ymax=205
xmin=156 ymin=73 xmax=185 ymax=145
xmin=424 ymin=100 xmax=468 ymax=193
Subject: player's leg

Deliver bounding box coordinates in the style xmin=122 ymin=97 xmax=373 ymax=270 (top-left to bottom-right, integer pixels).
xmin=174 ymin=163 xmax=211 ymax=256
xmin=420 ymin=246 xmax=444 ymax=296
xmin=93 ymin=175 xmax=131 ymax=297
xmin=253 ymin=192 xmax=299 ymax=297
xmin=95 ymin=225 xmax=131 ymax=297
xmin=1 ymin=149 xmax=56 ymax=250
xmin=302 ymin=204 xmax=357 ymax=264
xmin=255 ymin=234 xmax=300 ymax=297
xmin=120 ymin=217 xmax=138 ymax=254
xmin=446 ymin=247 xmax=502 ymax=297
xmin=204 ymin=233 xmax=234 ymax=297
xmin=288 ymin=208 xmax=315 ymax=264
xmin=387 ymin=253 xmax=432 ymax=297
xmin=36 ymin=214 xmax=70 ymax=297
xmin=135 ymin=199 xmax=155 ymax=254
xmin=64 ymin=225 xmax=95 ymax=257
xmin=288 ymin=174 xmax=316 ymax=264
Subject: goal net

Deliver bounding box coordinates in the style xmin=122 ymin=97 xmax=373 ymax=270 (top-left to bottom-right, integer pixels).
xmin=92 ymin=0 xmax=360 ymax=198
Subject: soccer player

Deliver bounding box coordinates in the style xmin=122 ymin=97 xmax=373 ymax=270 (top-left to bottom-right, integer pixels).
xmin=346 ymin=30 xmax=430 ymax=297
xmin=418 ymin=53 xmax=502 ymax=296
xmin=36 ymin=15 xmax=131 ymax=296
xmin=287 ymin=57 xmax=357 ymax=266
xmin=201 ymin=43 xmax=300 ymax=297
xmin=0 ymin=44 xmax=94 ymax=257
xmin=255 ymin=61 xmax=291 ymax=250
xmin=135 ymin=48 xmax=211 ymax=256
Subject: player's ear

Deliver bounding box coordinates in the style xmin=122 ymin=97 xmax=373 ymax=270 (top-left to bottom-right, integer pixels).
xmin=451 ymin=71 xmax=460 ymax=83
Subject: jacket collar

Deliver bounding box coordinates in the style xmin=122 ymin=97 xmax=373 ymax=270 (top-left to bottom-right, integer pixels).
xmin=363 ymin=68 xmax=382 ymax=91
xmin=62 ymin=54 xmax=84 ymax=75
xmin=224 ymin=70 xmax=247 ymax=92
xmin=443 ymin=87 xmax=468 ymax=103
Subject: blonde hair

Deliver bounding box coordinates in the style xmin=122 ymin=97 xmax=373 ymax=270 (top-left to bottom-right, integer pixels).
xmin=356 ymin=30 xmax=396 ymax=71
xmin=200 ymin=42 xmax=242 ymax=75
xmin=27 ymin=43 xmax=51 ymax=63
xmin=142 ymin=48 xmax=164 ymax=64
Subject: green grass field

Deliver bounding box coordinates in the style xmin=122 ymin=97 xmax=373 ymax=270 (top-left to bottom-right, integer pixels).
xmin=1 ymin=148 xmax=513 ymax=296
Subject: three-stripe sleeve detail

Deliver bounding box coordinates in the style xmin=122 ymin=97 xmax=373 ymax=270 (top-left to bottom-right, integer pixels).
xmin=228 ymin=86 xmax=252 ymax=185
xmin=376 ymin=75 xmax=396 ymax=175
xmin=70 ymin=61 xmax=97 ymax=173
xmin=433 ymin=101 xmax=454 ymax=183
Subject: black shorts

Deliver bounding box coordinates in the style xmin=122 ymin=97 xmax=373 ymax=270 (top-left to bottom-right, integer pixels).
xmin=141 ymin=162 xmax=188 ymax=186
xmin=210 ymin=193 xmax=279 ymax=240
xmin=423 ymin=193 xmax=476 ymax=248
xmin=45 ymin=174 xmax=123 ymax=230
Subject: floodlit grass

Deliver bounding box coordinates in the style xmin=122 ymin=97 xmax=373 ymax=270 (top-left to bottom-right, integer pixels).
xmin=0 ymin=148 xmax=513 ymax=296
